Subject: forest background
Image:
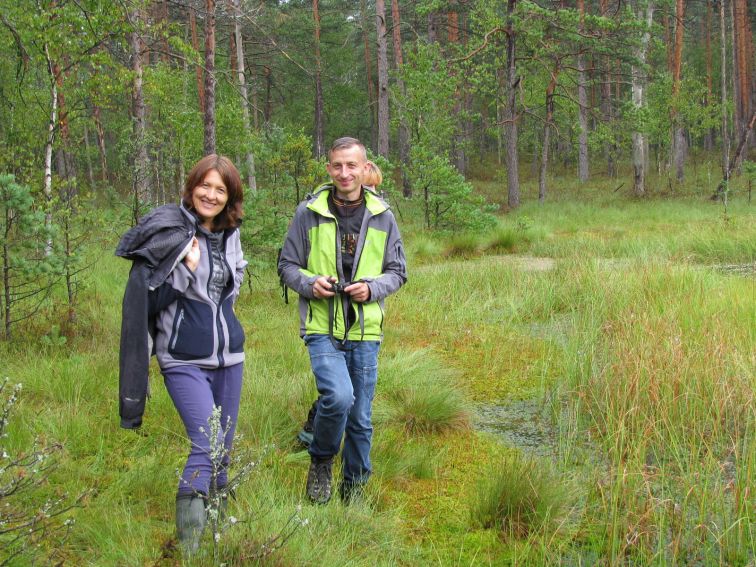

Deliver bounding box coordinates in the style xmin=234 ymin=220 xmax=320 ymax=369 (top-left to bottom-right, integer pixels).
xmin=0 ymin=0 xmax=754 ymax=565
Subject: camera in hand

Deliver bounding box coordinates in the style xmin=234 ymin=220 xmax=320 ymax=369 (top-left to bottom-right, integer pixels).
xmin=330 ymin=281 xmax=353 ymax=294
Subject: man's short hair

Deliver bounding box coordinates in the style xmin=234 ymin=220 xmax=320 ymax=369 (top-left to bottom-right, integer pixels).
xmin=329 ymin=137 xmax=367 ymax=161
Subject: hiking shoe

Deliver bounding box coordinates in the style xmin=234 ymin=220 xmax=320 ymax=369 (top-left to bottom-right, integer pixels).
xmin=339 ymin=481 xmax=365 ymax=505
xmin=306 ymin=457 xmax=333 ymax=504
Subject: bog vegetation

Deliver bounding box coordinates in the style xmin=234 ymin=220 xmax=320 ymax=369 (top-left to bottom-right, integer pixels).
xmin=0 ymin=0 xmax=754 ymax=564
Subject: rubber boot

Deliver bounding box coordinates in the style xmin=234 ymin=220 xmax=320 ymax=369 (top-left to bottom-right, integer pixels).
xmin=176 ymin=493 xmax=207 ymax=554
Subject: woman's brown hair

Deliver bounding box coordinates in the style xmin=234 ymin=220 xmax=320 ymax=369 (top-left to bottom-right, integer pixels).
xmin=182 ymin=154 xmax=244 ymax=231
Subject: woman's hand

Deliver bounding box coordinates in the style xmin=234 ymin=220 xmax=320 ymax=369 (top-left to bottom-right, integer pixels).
xmin=183 ymin=237 xmax=200 ymax=272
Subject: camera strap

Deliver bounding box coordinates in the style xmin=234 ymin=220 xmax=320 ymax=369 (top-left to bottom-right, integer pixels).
xmin=327 ymin=293 xmax=364 ymax=351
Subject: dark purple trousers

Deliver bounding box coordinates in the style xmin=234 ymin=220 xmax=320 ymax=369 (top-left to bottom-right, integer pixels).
xmin=162 ymin=363 xmax=243 ymax=496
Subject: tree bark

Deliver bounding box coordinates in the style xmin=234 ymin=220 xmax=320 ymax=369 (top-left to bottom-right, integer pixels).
xmin=704 ymin=0 xmax=714 ymax=150
xmin=83 ymin=121 xmax=95 ymax=188
xmin=375 ymin=0 xmax=390 ymax=157
xmin=203 ymin=0 xmax=216 ymax=156
xmin=129 ymin=8 xmax=150 ymax=214
xmin=504 ymin=0 xmax=520 ymax=209
xmin=391 ymin=0 xmax=411 ymax=196
xmin=232 ymin=0 xmax=257 ymax=192
xmin=189 ymin=8 xmax=205 ymax=115
xmin=360 ymin=0 xmax=377 ymax=152
xmin=92 ymin=105 xmax=108 ymax=182
xmin=632 ymin=0 xmax=654 ymax=197
xmin=670 ymin=0 xmax=686 ymax=182
xmin=720 ymin=0 xmax=730 ymax=178
xmin=599 ymin=0 xmax=615 ymax=177
xmin=732 ymin=0 xmax=752 ymax=166
xmin=576 ymin=0 xmax=589 ymax=182
xmin=313 ymin=0 xmax=325 ymax=158
xmin=43 ymin=44 xmax=57 ymax=255
xmin=539 ymin=68 xmax=558 ymax=203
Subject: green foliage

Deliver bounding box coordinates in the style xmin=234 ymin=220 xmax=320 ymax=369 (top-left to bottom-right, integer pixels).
xmin=0 ymin=175 xmax=61 ymax=339
xmin=408 ymin=146 xmax=498 ymax=232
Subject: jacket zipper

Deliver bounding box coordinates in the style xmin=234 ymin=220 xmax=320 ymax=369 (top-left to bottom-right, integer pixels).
xmin=171 ymin=309 xmax=185 ymax=350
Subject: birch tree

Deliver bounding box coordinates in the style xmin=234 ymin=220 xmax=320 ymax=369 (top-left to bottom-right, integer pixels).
xmin=631 ymin=0 xmax=654 ymax=196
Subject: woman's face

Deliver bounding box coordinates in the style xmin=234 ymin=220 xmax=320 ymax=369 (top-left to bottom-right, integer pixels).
xmin=192 ymin=169 xmax=228 ymax=227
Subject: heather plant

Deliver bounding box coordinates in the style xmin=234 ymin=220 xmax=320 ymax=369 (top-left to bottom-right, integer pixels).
xmin=0 ymin=378 xmax=86 ymax=566
xmin=178 ymin=405 xmax=307 ymax=564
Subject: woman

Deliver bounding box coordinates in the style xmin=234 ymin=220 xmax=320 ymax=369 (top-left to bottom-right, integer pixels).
xmin=117 ymin=154 xmax=246 ymax=554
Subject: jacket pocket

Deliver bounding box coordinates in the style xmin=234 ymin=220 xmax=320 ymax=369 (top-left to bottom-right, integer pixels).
xmin=222 ymin=298 xmax=245 ymax=353
xmin=168 ymin=298 xmax=214 ymax=360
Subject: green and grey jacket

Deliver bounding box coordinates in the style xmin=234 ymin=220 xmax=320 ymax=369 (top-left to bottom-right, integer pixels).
xmin=278 ymin=184 xmax=407 ymax=341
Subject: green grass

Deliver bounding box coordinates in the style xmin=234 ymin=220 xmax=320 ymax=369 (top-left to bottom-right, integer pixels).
xmin=471 ymin=453 xmax=574 ymax=540
xmin=2 ymin=186 xmax=754 ymax=565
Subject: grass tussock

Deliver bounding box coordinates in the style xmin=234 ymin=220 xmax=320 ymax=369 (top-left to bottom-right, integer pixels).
xmin=443 ymin=232 xmax=484 ymax=258
xmin=471 ymin=453 xmax=573 ymax=540
xmin=376 ymin=349 xmax=470 ymax=434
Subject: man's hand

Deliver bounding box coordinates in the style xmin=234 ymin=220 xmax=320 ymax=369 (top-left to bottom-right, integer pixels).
xmin=344 ymin=282 xmax=371 ymax=303
xmin=183 ymin=236 xmax=200 ymax=272
xmin=312 ymin=276 xmax=336 ymax=299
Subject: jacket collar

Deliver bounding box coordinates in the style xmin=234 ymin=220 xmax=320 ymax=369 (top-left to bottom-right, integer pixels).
xmin=307 ymin=183 xmax=388 ymax=218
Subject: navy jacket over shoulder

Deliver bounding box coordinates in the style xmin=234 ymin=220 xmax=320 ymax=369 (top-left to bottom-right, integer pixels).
xmin=116 ymin=205 xmax=196 ymax=429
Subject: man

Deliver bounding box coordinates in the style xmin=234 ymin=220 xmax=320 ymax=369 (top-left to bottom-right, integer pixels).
xmin=278 ymin=137 xmax=407 ymax=504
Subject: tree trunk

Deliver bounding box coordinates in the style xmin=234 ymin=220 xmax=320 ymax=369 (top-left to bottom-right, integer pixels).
xmin=53 ymin=60 xmax=75 ymax=183
xmin=189 ymin=8 xmax=205 ymax=115
xmin=704 ymin=0 xmax=714 ymax=150
xmin=391 ymin=0 xmax=411 ymax=196
xmin=720 ymin=0 xmax=730 ymax=177
xmin=203 ymin=0 xmax=216 ymax=156
xmin=632 ymin=0 xmax=654 ymax=197
xmin=448 ymin=9 xmax=466 ymax=174
xmin=576 ymin=0 xmax=589 ymax=182
xmin=232 ymin=0 xmax=256 ymax=192
xmin=313 ymin=0 xmax=325 ymax=158
xmin=359 ymin=0 xmax=377 ymax=152
xmin=599 ymin=0 xmax=615 ymax=177
xmin=504 ymin=0 xmax=520 ymax=209
xmin=670 ymin=0 xmax=686 ymax=182
xmin=427 ymin=12 xmax=438 ymax=43
xmin=539 ymin=78 xmax=557 ymax=203
xmin=375 ymin=0 xmax=390 ymax=157
xmin=732 ymin=0 xmax=752 ymax=167
xmin=83 ymin=121 xmax=95 ymax=188
xmin=92 ymin=105 xmax=108 ymax=182
xmin=129 ymin=8 xmax=150 ymax=216
xmin=43 ymin=44 xmax=57 ymax=255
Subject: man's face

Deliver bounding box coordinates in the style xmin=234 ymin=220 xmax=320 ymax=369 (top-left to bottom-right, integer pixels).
xmin=326 ymin=145 xmax=368 ymax=200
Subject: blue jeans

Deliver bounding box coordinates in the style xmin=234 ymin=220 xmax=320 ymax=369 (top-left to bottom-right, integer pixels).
xmin=305 ymin=335 xmax=380 ymax=485
xmin=163 ymin=363 xmax=243 ymax=496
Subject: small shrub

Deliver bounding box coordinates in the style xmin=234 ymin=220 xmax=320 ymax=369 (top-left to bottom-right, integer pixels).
xmin=471 ymin=453 xmax=571 ymax=540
